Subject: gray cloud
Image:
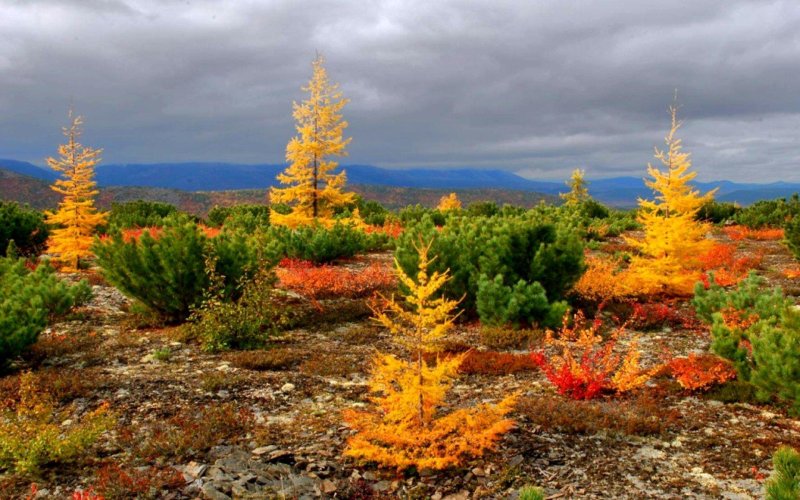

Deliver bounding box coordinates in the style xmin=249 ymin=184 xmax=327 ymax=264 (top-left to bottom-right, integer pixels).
xmin=0 ymin=0 xmax=798 ymax=181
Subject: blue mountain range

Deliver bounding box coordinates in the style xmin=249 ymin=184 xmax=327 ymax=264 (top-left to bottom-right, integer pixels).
xmin=1 ymin=158 xmax=798 ymax=207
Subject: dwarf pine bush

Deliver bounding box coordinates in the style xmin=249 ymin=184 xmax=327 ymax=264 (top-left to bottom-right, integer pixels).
xmin=0 ymin=257 xmax=91 ymax=365
xmin=766 ymin=446 xmax=800 ymax=500
xmin=94 ymin=215 xmax=265 ymax=322
xmin=0 ymin=202 xmax=48 ymax=257
xmin=396 ymin=214 xmax=583 ymax=327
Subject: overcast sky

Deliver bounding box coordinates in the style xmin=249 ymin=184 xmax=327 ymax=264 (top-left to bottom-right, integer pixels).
xmin=1 ymin=0 xmax=799 ymax=181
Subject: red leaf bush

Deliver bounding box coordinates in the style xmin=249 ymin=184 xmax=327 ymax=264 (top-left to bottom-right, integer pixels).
xmin=667 ymin=353 xmax=737 ymax=391
xmin=723 ymin=225 xmax=784 ymax=241
xmin=276 ymin=259 xmax=396 ymax=308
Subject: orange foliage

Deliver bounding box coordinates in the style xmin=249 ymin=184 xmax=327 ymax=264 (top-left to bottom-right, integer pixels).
xmin=344 ymin=240 xmax=516 ymax=471
xmin=723 ymin=225 xmax=784 ymax=241
xmin=98 ymin=225 xmax=220 ymax=243
xmin=667 ymin=353 xmax=737 ymax=391
xmin=698 ymin=243 xmax=763 ymax=287
xmin=365 ymin=220 xmax=404 ymax=239
xmin=276 ymin=259 xmax=396 ymax=309
xmin=571 ymin=255 xmax=632 ymax=302
xmin=784 ymin=268 xmax=800 ymax=279
xmin=425 ymin=350 xmax=538 ymax=376
xmin=532 ymin=311 xmax=660 ymax=399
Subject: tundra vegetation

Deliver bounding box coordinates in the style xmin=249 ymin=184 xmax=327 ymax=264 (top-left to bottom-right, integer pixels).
xmin=1 ymin=61 xmax=799 ymax=498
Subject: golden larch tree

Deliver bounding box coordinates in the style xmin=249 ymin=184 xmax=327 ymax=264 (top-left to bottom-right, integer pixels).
xmin=625 ymin=104 xmax=716 ymax=295
xmin=45 ymin=111 xmax=106 ymax=271
xmin=270 ymin=55 xmax=355 ymax=228
xmin=437 ymin=192 xmax=462 ymax=212
xmin=560 ymin=168 xmax=590 ymax=206
xmin=344 ymin=240 xmax=517 ymax=470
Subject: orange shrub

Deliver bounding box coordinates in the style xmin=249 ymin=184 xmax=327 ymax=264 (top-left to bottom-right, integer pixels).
xmin=276 ymin=259 xmax=396 ymax=308
xmin=365 ymin=220 xmax=403 ymax=239
xmin=100 ymin=225 xmax=219 ymax=243
xmin=531 ymin=312 xmax=661 ymax=399
xmin=723 ymin=225 xmax=784 ymax=241
xmin=667 ymin=353 xmax=737 ymax=391
xmin=571 ymin=255 xmax=632 ymax=302
xmin=698 ymin=243 xmax=763 ymax=287
xmin=425 ymin=350 xmax=538 ymax=376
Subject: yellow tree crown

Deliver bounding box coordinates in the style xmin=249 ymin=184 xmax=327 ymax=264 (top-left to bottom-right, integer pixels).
xmin=560 ymin=168 xmax=590 ymax=206
xmin=437 ymin=192 xmax=462 ymax=212
xmin=625 ymin=104 xmax=716 ymax=295
xmin=45 ymin=110 xmax=106 ymax=271
xmin=270 ymin=54 xmax=355 ymax=228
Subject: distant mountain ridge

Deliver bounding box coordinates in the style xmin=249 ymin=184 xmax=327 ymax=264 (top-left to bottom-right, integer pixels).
xmin=1 ymin=158 xmax=798 ymax=207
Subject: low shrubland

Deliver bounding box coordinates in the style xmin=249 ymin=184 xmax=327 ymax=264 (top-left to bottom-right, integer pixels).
xmin=396 ymin=213 xmax=584 ymax=328
xmin=0 ymin=257 xmax=91 ymax=366
xmin=0 ymin=202 xmax=48 ymax=257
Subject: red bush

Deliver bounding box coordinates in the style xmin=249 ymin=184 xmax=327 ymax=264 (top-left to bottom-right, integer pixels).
xmin=698 ymin=243 xmax=764 ymax=287
xmin=94 ymin=463 xmax=183 ymax=498
xmin=628 ymin=301 xmax=698 ymax=330
xmin=276 ymin=259 xmax=396 ymax=308
xmin=723 ymin=225 xmax=784 ymax=241
xmin=456 ymin=350 xmax=538 ymax=375
xmin=667 ymin=353 xmax=737 ymax=391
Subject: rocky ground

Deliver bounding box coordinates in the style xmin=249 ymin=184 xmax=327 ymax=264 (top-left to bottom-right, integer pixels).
xmin=3 ymin=235 xmax=800 ymax=499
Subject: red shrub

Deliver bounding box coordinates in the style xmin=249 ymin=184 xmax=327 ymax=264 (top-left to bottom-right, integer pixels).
xmin=628 ymin=301 xmax=698 ymax=330
xmin=365 ymin=221 xmax=403 ymax=239
xmin=94 ymin=463 xmax=183 ymax=498
xmin=667 ymin=353 xmax=737 ymax=391
xmin=724 ymin=225 xmax=784 ymax=241
xmin=531 ymin=312 xmax=660 ymax=400
xmin=276 ymin=260 xmax=396 ymax=308
xmin=698 ymin=243 xmax=764 ymax=287
xmin=72 ymin=488 xmax=104 ymax=500
xmin=456 ymin=350 xmax=538 ymax=375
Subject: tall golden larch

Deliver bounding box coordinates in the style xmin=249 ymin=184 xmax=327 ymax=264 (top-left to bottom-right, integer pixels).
xmin=560 ymin=168 xmax=590 ymax=206
xmin=270 ymin=55 xmax=354 ymax=228
xmin=625 ymin=105 xmax=715 ymax=295
xmin=437 ymin=192 xmax=462 ymax=212
xmin=45 ymin=111 xmax=106 ymax=271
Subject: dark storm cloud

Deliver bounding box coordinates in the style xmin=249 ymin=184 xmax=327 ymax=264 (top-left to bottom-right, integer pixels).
xmin=0 ymin=0 xmax=798 ymax=181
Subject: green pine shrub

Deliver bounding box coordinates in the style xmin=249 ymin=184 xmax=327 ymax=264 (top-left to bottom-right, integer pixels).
xmin=0 ymin=202 xmax=48 ymax=257
xmin=207 ymin=204 xmax=271 ymax=231
xmin=399 ymin=204 xmax=446 ymax=226
xmin=734 ymin=195 xmax=800 ymax=229
xmin=105 ymin=200 xmax=179 ymax=230
xmin=0 ymin=257 xmax=91 ymax=366
xmin=94 ymin=215 xmax=266 ymax=322
xmin=751 ymin=309 xmax=800 ymax=415
xmin=784 ymin=216 xmax=800 ymax=261
xmin=271 ymin=223 xmax=375 ymax=263
xmin=466 ymin=201 xmax=501 ymax=218
xmin=693 ymin=274 xmax=800 ymax=413
xmin=396 ymin=214 xmax=584 ymax=327
xmin=766 ymin=446 xmax=800 ymax=500
xmin=697 ymin=200 xmax=740 ymax=224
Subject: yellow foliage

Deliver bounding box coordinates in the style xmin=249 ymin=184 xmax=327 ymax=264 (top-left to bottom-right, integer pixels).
xmin=572 ymin=255 xmax=633 ymax=302
xmin=560 ymin=168 xmax=590 ymax=206
xmin=346 ymin=239 xmax=517 ymax=470
xmin=371 ymin=240 xmax=461 ymax=354
xmin=45 ymin=111 xmax=106 ymax=271
xmin=437 ymin=192 xmax=462 ymax=212
xmin=541 ymin=312 xmax=660 ymax=396
xmin=0 ymin=372 xmax=115 ymax=474
xmin=625 ymin=104 xmax=715 ymax=296
xmin=270 ymin=54 xmax=355 ymax=228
